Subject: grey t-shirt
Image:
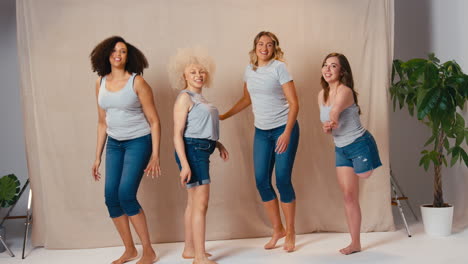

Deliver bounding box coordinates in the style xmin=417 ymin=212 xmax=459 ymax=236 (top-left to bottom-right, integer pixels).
xmin=244 ymin=60 xmax=292 ymax=130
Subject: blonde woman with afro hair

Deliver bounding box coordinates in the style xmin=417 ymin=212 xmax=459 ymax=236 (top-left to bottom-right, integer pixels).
xmin=169 ymin=47 xmax=229 ymax=264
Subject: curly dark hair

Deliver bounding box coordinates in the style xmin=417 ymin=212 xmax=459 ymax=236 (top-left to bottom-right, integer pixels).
xmin=90 ymin=36 xmax=148 ymax=76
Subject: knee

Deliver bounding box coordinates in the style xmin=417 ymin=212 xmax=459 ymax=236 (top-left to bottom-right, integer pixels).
xmin=118 ymin=195 xmax=141 ymax=216
xmin=193 ymin=199 xmax=209 ymax=214
xmin=276 ymin=182 xmax=295 ymax=203
xmin=342 ymin=190 xmax=358 ymax=205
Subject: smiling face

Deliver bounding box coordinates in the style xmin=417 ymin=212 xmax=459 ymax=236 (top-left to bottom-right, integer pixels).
xmin=109 ymin=41 xmax=128 ymax=68
xmin=255 ymin=35 xmax=275 ymax=65
xmin=321 ymin=56 xmax=342 ymax=84
xmin=184 ymin=64 xmax=207 ymax=90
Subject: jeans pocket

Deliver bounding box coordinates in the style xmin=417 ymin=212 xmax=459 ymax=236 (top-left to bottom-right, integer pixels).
xmin=195 ymin=142 xmax=211 ymax=151
xmin=345 ymin=139 xmax=371 ymax=159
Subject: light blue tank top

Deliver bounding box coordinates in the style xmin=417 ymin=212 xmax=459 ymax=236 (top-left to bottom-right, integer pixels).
xmin=319 ymin=103 xmax=366 ymax=147
xmin=179 ymin=90 xmax=219 ymax=141
xmin=98 ymin=73 xmax=151 ymax=140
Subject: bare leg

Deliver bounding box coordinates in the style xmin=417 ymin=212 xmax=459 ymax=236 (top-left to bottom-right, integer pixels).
xmin=128 ymin=210 xmax=157 ymax=264
xmin=111 ymin=215 xmax=138 ymax=264
xmin=281 ymin=201 xmax=296 ymax=252
xmin=191 ymin=185 xmax=217 ymax=264
xmin=336 ymin=167 xmax=362 ymax=255
xmin=263 ymin=198 xmax=286 ymax=249
xmin=182 ymin=188 xmax=212 ymax=259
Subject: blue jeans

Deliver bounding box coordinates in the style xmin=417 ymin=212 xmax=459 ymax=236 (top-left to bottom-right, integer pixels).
xmin=253 ymin=122 xmax=299 ymax=203
xmin=105 ymin=134 xmax=152 ymax=218
xmin=175 ymin=137 xmax=217 ymax=189
xmin=335 ymin=130 xmax=382 ymax=173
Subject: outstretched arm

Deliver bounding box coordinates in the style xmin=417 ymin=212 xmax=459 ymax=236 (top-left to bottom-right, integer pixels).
xmin=219 ymin=83 xmax=251 ymax=120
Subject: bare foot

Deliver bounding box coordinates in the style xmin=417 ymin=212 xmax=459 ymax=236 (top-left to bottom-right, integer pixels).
xmin=182 ymin=252 xmax=212 ymax=259
xmin=112 ymin=248 xmax=138 ymax=264
xmin=264 ymin=230 xmax=286 ymax=249
xmin=339 ymin=244 xmax=361 ymax=255
xmin=193 ymin=259 xmax=217 ymax=264
xmin=136 ymin=250 xmax=157 ymax=264
xmin=283 ymin=232 xmax=296 ymax=252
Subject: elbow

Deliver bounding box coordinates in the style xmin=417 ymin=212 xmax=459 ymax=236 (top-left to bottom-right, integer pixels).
xmin=290 ymin=101 xmax=299 ymax=114
xmin=150 ymin=120 xmax=161 ymax=131
xmin=329 ymin=110 xmax=339 ymax=123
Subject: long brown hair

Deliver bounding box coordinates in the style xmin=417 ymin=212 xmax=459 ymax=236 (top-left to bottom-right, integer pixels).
xmin=320 ymin=53 xmax=361 ymax=114
xmin=249 ymin=31 xmax=284 ymax=71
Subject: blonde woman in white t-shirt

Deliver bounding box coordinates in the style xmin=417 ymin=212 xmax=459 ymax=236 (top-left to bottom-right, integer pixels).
xmin=220 ymin=31 xmax=299 ymax=252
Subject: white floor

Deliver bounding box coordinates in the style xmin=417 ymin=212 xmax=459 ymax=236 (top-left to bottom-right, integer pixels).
xmin=1 ymin=218 xmax=467 ymax=264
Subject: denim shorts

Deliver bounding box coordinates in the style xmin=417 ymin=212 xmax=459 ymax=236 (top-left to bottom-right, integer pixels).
xmin=335 ymin=131 xmax=382 ymax=174
xmin=175 ymin=137 xmax=217 ymax=189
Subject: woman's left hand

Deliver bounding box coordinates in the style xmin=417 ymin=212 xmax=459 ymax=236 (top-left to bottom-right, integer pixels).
xmin=144 ymin=157 xmax=161 ymax=179
xmin=275 ymin=132 xmax=291 ymax=154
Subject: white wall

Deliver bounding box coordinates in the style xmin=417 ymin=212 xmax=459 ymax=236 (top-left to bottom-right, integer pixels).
xmin=393 ymin=0 xmax=468 ymax=229
xmin=0 ymin=0 xmax=30 ymax=219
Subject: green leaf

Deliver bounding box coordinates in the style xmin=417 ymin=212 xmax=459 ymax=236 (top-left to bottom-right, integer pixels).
xmin=424 ymin=62 xmax=439 ymax=88
xmin=424 ymin=134 xmax=436 ymax=147
xmin=417 ymin=88 xmax=441 ymax=120
xmin=450 ymin=147 xmax=460 ymax=166
xmin=419 ymin=155 xmax=430 ymax=171
xmin=442 ymin=156 xmax=448 ymax=167
xmin=461 ymin=148 xmax=468 ymax=167
xmin=392 ymin=60 xmax=404 ymax=83
xmin=0 ymin=174 xmax=21 ymax=207
xmin=455 ymin=113 xmax=465 ymax=146
xmin=444 ymin=137 xmax=450 ymax=151
xmin=428 ymin=53 xmax=440 ymax=63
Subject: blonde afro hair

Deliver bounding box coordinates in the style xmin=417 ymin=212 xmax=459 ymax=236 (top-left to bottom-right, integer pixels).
xmin=167 ymin=47 xmax=216 ymax=90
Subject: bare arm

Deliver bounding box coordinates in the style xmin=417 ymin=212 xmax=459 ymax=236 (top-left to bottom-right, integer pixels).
xmin=173 ymin=93 xmax=193 ymax=186
xmin=92 ymin=78 xmax=107 ymax=181
xmin=275 ymin=80 xmax=299 ymax=153
xmin=135 ymin=76 xmax=161 ymax=178
xmin=317 ymin=90 xmax=332 ymax=134
xmin=329 ymin=85 xmax=354 ymax=129
xmin=219 ymin=83 xmax=251 ymax=120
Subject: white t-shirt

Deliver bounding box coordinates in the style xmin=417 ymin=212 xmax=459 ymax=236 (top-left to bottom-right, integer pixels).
xmin=244 ymin=60 xmax=292 ymax=130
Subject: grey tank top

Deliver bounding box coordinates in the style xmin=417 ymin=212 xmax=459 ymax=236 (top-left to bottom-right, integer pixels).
xmin=319 ymin=103 xmax=366 ymax=147
xmin=98 ymin=73 xmax=151 ymax=140
xmin=179 ymin=90 xmax=219 ymax=141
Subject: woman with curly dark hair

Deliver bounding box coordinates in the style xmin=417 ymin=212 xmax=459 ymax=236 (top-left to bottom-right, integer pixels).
xmin=91 ymin=36 xmax=161 ymax=264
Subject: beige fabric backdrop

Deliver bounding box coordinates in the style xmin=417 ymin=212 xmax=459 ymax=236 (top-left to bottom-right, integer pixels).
xmin=17 ymin=0 xmax=394 ymax=249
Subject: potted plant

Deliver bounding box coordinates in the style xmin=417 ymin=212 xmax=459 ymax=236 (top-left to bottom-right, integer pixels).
xmin=0 ymin=173 xmax=21 ymax=252
xmin=390 ymin=53 xmax=468 ymax=236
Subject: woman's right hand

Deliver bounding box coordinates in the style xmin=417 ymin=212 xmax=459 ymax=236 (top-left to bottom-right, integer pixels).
xmin=322 ymin=121 xmax=332 ymax=134
xmin=219 ymin=114 xmax=227 ymax=121
xmin=180 ymin=166 xmax=191 ymax=187
xmin=92 ymin=159 xmax=101 ymax=181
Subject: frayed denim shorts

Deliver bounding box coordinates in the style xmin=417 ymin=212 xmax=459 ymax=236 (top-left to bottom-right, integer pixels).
xmin=335 ymin=131 xmax=382 ymax=174
xmin=175 ymin=137 xmax=217 ymax=189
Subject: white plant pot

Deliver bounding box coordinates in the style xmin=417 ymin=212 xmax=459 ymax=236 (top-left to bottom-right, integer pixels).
xmin=420 ymin=204 xmax=454 ymax=236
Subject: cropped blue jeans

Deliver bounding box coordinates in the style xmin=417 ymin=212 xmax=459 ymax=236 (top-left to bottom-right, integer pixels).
xmin=104 ymin=134 xmax=152 ymax=218
xmin=253 ymin=122 xmax=299 ymax=203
